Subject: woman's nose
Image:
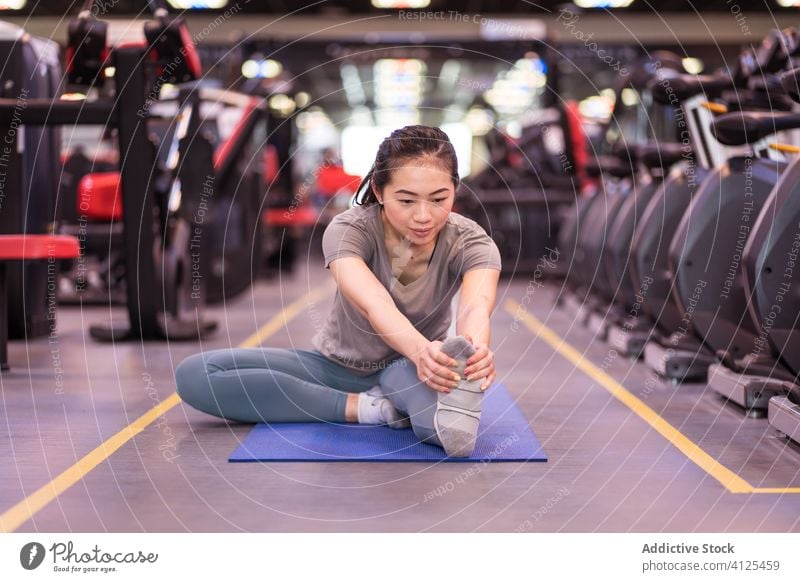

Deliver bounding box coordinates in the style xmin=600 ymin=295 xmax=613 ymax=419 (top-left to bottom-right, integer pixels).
xmin=413 ymin=201 xmax=432 ymax=222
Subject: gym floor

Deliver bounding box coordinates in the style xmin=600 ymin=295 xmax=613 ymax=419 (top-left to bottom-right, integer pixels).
xmin=2 ymin=251 xmax=800 ymax=533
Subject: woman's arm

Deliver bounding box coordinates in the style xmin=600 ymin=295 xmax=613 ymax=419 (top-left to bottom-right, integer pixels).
xmin=456 ymin=268 xmax=500 ymax=345
xmin=456 ymin=268 xmax=500 ymax=389
xmin=328 ymin=256 xmax=459 ymax=391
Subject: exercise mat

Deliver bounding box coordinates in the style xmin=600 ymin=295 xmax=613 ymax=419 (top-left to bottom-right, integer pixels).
xmin=229 ymin=384 xmax=547 ymax=462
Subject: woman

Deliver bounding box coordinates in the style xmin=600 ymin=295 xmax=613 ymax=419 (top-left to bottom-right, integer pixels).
xmin=175 ymin=125 xmax=501 ymax=457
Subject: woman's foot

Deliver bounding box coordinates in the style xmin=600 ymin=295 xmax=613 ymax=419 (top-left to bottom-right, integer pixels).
xmin=435 ymin=336 xmax=483 ymax=457
xmin=357 ymin=385 xmax=411 ymax=429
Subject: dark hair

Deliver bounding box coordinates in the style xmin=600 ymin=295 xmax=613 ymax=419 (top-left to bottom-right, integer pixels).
xmin=353 ymin=125 xmax=460 ymax=206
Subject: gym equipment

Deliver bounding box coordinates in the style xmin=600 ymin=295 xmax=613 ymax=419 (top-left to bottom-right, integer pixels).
xmin=4 ymin=2 xmax=267 ymax=341
xmin=229 ymin=384 xmax=546 ymax=463
xmin=705 ymin=66 xmax=800 ymax=421
xmin=459 ymin=100 xmax=584 ymax=275
xmin=558 ymin=53 xmax=685 ymax=339
xmin=639 ymin=67 xmax=777 ymax=381
xmin=0 ymin=23 xmax=63 ymax=339
xmin=0 ymin=236 xmax=80 ymax=370
xmin=603 ymin=142 xmax=686 ymax=355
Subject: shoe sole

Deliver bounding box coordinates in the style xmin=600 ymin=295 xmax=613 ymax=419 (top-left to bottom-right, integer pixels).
xmin=434 ymin=383 xmax=483 ymax=457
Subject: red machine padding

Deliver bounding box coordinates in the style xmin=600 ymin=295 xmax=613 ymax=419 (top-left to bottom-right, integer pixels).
xmin=263 ymin=206 xmax=318 ymax=228
xmin=316 ymin=165 xmax=361 ymax=198
xmin=78 ymin=172 xmax=123 ymax=221
xmin=565 ymin=99 xmax=588 ymax=182
xmin=179 ymin=23 xmax=202 ymax=80
xmin=214 ymin=99 xmax=259 ymax=170
xmin=0 ymin=235 xmax=80 ymax=260
xmin=262 ymin=144 xmax=280 ymax=184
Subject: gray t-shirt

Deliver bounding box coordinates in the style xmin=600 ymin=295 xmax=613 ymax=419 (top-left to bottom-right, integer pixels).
xmin=311 ymin=203 xmax=502 ymax=376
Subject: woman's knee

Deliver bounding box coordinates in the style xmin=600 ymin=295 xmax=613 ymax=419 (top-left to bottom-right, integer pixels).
xmin=379 ymin=357 xmax=418 ymax=386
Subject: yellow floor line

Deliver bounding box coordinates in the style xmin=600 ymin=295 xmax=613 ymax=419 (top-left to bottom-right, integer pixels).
xmin=504 ymin=299 xmax=767 ymax=495
xmin=751 ymin=488 xmax=800 ymax=493
xmin=0 ymin=285 xmax=331 ymax=533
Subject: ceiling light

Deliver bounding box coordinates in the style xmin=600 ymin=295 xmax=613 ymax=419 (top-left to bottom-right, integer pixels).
xmin=682 ymin=57 xmax=704 ymax=74
xmin=574 ymin=0 xmax=635 ymax=7
xmin=372 ymin=0 xmax=430 ymax=8
xmin=166 ymin=0 xmax=228 ymax=8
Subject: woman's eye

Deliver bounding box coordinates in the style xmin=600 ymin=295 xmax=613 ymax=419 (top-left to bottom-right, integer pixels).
xmin=433 ymin=198 xmax=446 ymax=203
xmin=399 ymin=200 xmax=414 ymax=205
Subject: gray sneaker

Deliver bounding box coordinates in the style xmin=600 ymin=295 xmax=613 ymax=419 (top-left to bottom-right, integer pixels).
xmin=434 ymin=336 xmax=483 ymax=457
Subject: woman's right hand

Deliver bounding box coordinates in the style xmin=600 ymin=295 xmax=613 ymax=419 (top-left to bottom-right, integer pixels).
xmin=415 ymin=341 xmax=460 ymax=393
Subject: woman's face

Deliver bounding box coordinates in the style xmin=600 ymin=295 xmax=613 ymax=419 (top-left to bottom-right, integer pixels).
xmin=374 ymin=160 xmax=456 ymax=247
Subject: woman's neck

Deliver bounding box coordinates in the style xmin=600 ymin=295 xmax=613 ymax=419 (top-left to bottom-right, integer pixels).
xmin=379 ymin=205 xmax=435 ymax=254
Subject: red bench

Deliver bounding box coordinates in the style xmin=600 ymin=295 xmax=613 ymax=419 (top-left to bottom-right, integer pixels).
xmin=0 ymin=235 xmax=80 ymax=371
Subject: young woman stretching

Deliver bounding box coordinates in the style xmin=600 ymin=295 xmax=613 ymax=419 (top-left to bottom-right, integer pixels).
xmin=175 ymin=125 xmax=501 ymax=456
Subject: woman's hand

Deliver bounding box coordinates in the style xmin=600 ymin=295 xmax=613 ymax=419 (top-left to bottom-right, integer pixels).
xmin=462 ymin=335 xmax=495 ymax=391
xmin=415 ymin=340 xmax=460 ymax=393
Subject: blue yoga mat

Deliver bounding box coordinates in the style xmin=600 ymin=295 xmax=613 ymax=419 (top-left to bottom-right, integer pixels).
xmin=229 ymin=384 xmax=547 ymax=463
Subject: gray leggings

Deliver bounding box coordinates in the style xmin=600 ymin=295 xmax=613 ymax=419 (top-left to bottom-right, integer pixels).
xmin=175 ymin=348 xmax=442 ymax=446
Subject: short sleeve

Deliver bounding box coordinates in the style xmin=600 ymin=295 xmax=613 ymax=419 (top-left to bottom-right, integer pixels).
xmin=321 ymin=212 xmax=373 ymax=269
xmin=456 ymin=222 xmax=502 ymax=275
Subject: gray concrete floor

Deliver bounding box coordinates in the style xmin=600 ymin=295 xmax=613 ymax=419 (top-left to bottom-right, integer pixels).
xmin=2 ymin=253 xmax=800 ymax=532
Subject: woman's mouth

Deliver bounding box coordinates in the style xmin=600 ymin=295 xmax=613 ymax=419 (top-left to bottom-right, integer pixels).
xmin=410 ymin=228 xmax=432 ymax=238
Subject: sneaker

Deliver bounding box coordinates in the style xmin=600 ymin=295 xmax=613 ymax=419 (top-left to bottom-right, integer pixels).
xmin=434 ymin=336 xmax=483 ymax=457
xmin=362 ymin=385 xmax=411 ymax=429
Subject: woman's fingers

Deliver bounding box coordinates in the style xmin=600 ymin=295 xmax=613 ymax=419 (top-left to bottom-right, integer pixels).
xmin=434 ymin=350 xmax=457 ymax=368
xmin=467 ymin=364 xmax=491 ymax=381
xmin=481 ymin=370 xmax=496 ymax=391
xmin=465 ymin=344 xmax=488 ymax=366
xmin=418 ymin=360 xmax=454 ymax=392
xmin=465 ymin=351 xmax=493 ymax=378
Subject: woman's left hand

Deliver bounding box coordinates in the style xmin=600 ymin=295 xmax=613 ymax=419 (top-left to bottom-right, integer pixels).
xmin=462 ymin=335 xmax=495 ymax=391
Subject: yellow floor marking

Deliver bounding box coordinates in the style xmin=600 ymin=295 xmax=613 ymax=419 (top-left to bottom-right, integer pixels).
xmin=0 ymin=285 xmax=331 ymax=533
xmin=504 ymin=299 xmax=799 ymax=495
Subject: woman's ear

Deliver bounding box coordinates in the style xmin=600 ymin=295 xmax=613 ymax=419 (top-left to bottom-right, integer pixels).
xmin=371 ymin=180 xmax=383 ymax=205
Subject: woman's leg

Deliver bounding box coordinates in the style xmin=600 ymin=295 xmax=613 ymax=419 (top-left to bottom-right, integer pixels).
xmin=378 ymin=358 xmax=442 ymax=447
xmin=378 ymin=337 xmax=484 ymax=456
xmin=175 ymin=348 xmax=378 ymax=423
